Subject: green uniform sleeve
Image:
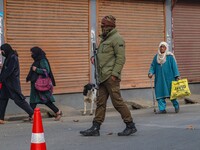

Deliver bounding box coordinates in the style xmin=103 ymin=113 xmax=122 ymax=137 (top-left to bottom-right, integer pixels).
xmin=112 ymin=38 xmax=125 ymax=78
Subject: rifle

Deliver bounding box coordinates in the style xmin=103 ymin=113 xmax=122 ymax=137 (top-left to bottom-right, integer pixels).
xmin=92 ymin=42 xmax=99 ymax=90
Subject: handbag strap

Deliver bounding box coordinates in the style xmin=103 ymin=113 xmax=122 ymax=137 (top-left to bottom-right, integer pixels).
xmin=39 ymin=59 xmax=49 ymax=77
xmin=42 ymin=69 xmax=49 ymax=77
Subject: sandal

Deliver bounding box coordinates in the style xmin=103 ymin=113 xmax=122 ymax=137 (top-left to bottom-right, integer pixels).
xmin=0 ymin=120 xmax=5 ymax=124
xmin=55 ymin=110 xmax=63 ymax=121
xmin=23 ymin=116 xmax=33 ymax=123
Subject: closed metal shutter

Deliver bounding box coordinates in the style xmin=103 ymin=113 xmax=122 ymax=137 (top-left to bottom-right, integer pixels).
xmin=5 ymin=0 xmax=89 ymax=95
xmin=173 ymin=0 xmax=200 ymax=83
xmin=98 ymin=0 xmax=165 ymax=89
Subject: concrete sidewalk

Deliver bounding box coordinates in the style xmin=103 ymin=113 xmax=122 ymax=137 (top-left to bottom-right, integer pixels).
xmin=5 ymin=94 xmax=200 ymax=122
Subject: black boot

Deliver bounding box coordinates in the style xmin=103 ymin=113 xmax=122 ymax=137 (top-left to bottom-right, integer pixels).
xmin=118 ymin=122 xmax=137 ymax=136
xmin=80 ymin=121 xmax=100 ymax=136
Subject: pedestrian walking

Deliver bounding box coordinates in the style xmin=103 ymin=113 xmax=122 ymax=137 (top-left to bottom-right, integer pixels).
xmin=26 ymin=46 xmax=62 ymax=121
xmin=80 ymin=15 xmax=137 ymax=136
xmin=0 ymin=43 xmax=34 ymax=124
xmin=148 ymin=41 xmax=180 ymax=114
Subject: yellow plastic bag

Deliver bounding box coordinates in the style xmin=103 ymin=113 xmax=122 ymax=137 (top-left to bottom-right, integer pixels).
xmin=170 ymin=79 xmax=191 ymax=100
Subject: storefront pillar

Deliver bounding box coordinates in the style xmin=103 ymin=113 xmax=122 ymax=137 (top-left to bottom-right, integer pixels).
xmin=90 ymin=0 xmax=97 ymax=85
xmin=165 ymin=0 xmax=173 ymax=52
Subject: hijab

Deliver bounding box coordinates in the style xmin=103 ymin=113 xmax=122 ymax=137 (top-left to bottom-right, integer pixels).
xmin=157 ymin=41 xmax=176 ymax=64
xmin=26 ymin=46 xmax=56 ymax=86
xmin=1 ymin=43 xmax=18 ymax=58
xmin=30 ymin=46 xmax=46 ymax=61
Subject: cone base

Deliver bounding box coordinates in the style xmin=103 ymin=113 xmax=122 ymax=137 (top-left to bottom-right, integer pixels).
xmin=31 ymin=143 xmax=46 ymax=150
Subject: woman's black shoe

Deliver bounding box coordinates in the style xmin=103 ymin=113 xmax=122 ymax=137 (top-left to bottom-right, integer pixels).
xmin=156 ymin=110 xmax=167 ymax=114
xmin=175 ymin=106 xmax=180 ymax=113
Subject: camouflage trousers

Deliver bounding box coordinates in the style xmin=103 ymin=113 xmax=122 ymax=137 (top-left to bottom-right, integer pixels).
xmin=93 ymin=76 xmax=133 ymax=124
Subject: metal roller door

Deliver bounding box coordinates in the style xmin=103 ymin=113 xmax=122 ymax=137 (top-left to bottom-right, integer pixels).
xmin=173 ymin=0 xmax=200 ymax=83
xmin=98 ymin=0 xmax=165 ymax=89
xmin=5 ymin=0 xmax=90 ymax=95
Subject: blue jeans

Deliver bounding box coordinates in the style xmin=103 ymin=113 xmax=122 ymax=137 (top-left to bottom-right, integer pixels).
xmin=157 ymin=98 xmax=179 ymax=111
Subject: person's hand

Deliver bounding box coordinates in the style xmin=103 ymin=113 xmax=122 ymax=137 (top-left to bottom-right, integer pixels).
xmin=32 ymin=66 xmax=37 ymax=71
xmin=148 ymin=73 xmax=153 ymax=78
xmin=90 ymin=56 xmax=94 ymax=64
xmin=176 ymin=76 xmax=181 ymax=81
xmin=111 ymin=75 xmax=117 ymax=81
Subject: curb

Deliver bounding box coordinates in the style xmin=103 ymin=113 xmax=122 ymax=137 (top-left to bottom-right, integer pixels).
xmin=5 ymin=95 xmax=200 ymax=121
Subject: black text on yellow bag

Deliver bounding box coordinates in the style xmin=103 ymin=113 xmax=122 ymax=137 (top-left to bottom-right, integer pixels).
xmin=170 ymin=79 xmax=191 ymax=100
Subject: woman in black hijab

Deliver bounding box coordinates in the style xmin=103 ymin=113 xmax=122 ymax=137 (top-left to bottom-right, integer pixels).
xmin=0 ymin=43 xmax=33 ymax=124
xmin=26 ymin=46 xmax=62 ymax=121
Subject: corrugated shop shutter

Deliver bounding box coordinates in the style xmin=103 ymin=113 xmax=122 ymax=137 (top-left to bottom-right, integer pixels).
xmin=173 ymin=0 xmax=200 ymax=83
xmin=98 ymin=0 xmax=165 ymax=89
xmin=5 ymin=0 xmax=90 ymax=95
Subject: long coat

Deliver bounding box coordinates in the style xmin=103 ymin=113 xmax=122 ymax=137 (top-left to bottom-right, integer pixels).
xmin=148 ymin=55 xmax=180 ymax=99
xmin=29 ymin=59 xmax=55 ymax=104
xmin=97 ymin=28 xmax=125 ymax=83
xmin=0 ymin=53 xmax=25 ymax=100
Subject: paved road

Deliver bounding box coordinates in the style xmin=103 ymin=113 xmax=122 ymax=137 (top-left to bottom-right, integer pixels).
xmin=0 ymin=104 xmax=200 ymax=150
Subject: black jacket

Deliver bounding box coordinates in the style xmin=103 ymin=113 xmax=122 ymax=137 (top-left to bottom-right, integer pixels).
xmin=0 ymin=53 xmax=25 ymax=100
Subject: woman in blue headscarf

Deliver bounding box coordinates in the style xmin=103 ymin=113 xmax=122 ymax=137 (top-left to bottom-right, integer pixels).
xmin=148 ymin=41 xmax=180 ymax=114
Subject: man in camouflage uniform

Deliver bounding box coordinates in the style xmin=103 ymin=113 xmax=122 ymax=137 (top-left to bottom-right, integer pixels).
xmin=80 ymin=15 xmax=137 ymax=136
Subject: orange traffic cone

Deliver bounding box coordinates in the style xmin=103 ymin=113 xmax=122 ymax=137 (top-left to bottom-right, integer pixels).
xmin=30 ymin=108 xmax=47 ymax=150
